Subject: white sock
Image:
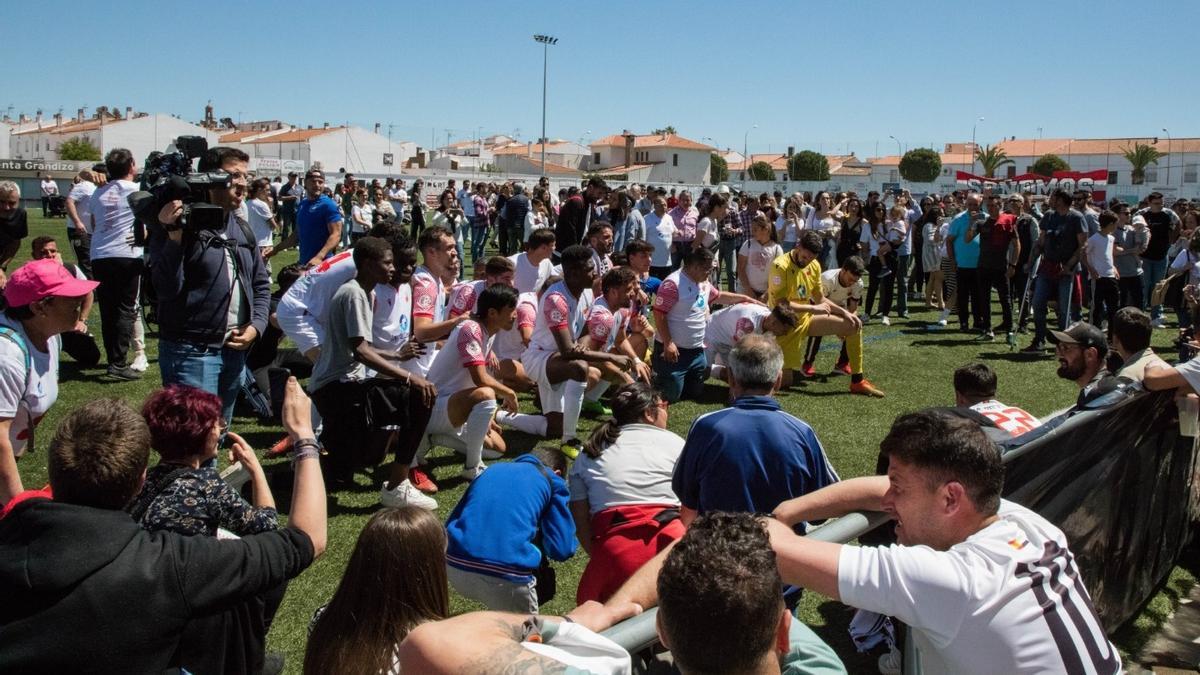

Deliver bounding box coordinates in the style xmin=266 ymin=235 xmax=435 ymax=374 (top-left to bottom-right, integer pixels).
xmin=710 ymin=364 xmax=727 ymax=380
xmin=496 ymin=411 xmax=549 ymax=437
xmin=585 ymin=379 xmax=611 ymax=402
xmin=563 ymin=379 xmax=587 ymax=441
xmin=462 ymin=399 xmax=498 ymax=469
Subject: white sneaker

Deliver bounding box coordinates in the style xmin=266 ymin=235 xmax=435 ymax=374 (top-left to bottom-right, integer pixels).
xmin=936 ymin=308 xmax=950 ymax=326
xmin=877 ymin=645 xmax=902 ymax=675
xmin=881 ymin=316 xmax=891 ymax=326
xmin=380 ymin=479 xmax=437 ymax=510
xmin=130 ymin=352 xmax=149 ymax=372
xmin=460 ymin=463 xmax=487 ymax=481
xmin=1150 ymin=317 xmax=1167 ymax=328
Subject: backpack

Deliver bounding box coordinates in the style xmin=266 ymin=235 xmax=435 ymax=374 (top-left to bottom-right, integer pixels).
xmin=0 ymin=324 xmax=34 ymax=449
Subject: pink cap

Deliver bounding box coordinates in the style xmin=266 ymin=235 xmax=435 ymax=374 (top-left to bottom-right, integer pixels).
xmin=4 ymin=259 xmax=100 ymax=307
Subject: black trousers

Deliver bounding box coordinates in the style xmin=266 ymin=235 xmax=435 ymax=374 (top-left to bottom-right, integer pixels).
xmin=61 ymin=330 xmax=101 ymax=368
xmin=865 ymin=255 xmax=895 ymax=317
xmin=1091 ymin=277 xmax=1120 ymax=332
xmin=91 ymin=256 xmax=144 ymax=367
xmin=977 ymin=267 xmax=1013 ymax=333
xmin=955 ymin=266 xmax=981 ymax=330
xmin=312 ymin=378 xmax=432 ymax=483
xmin=68 ymin=230 xmax=92 ymax=278
xmin=1118 ymin=276 xmax=1143 ymax=310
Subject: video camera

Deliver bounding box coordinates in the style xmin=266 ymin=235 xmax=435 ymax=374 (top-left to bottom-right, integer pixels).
xmin=129 ymin=135 xmax=229 ymax=232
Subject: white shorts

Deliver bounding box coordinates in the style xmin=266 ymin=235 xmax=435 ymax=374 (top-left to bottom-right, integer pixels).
xmin=426 ymin=394 xmax=464 ymax=437
xmin=276 ymin=300 xmax=323 ymax=356
xmin=521 ymin=348 xmax=566 ymax=413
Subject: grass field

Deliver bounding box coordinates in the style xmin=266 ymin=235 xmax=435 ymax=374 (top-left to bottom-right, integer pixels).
xmin=10 ymin=211 xmax=1196 ymax=672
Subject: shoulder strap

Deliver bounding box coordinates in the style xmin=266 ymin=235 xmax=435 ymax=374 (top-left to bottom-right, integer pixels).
xmin=233 ymin=213 xmax=257 ymax=247
xmin=0 ymin=326 xmax=32 ymax=382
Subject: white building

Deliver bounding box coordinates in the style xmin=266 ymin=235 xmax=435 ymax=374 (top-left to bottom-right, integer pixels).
xmin=9 ymin=108 xmax=220 ymax=165
xmin=240 ymin=125 xmax=417 ymax=176
xmin=589 ymin=131 xmax=716 ymax=184
xmin=491 ymin=140 xmax=590 ymax=174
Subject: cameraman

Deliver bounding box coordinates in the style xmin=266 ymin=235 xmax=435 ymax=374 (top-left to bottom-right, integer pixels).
xmin=148 ymin=146 xmax=270 ymax=425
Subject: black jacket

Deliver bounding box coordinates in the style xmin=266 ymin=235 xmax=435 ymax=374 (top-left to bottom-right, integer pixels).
xmin=0 ymin=498 xmax=313 ymax=674
xmin=148 ymin=210 xmax=271 ymax=348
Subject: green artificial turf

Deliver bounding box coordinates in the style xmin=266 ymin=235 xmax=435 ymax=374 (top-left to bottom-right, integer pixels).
xmin=10 ymin=212 xmax=1194 ymax=672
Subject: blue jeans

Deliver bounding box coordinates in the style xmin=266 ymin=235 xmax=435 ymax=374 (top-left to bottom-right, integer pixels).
xmin=895 ymin=254 xmax=911 ymax=314
xmin=159 ymin=339 xmax=249 ymax=424
xmin=1032 ymin=274 xmax=1074 ymax=346
xmin=652 ymin=342 xmax=707 ymax=403
xmin=1141 ymin=257 xmax=1168 ymax=319
xmin=718 ymin=238 xmax=739 ymax=291
xmin=470 ymin=216 xmax=489 ymax=263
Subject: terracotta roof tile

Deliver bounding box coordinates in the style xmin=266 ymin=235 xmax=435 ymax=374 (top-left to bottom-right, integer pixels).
xmin=244 ymin=127 xmax=345 ymax=144
xmin=591 ymin=133 xmax=715 ymax=151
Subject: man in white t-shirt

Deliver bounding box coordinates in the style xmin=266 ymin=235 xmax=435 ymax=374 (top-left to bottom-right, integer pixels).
xmin=704 ymin=302 xmax=798 ymax=382
xmin=652 ymin=247 xmax=762 ymax=402
xmin=422 ymin=285 xmax=521 ymax=481
xmin=447 ymin=256 xmax=515 ymax=319
xmin=410 ymin=225 xmax=466 ymax=377
xmin=801 ymin=256 xmax=866 ymax=377
xmin=644 ymin=196 xmax=676 ymax=279
xmin=87 ymin=148 xmax=145 ymax=380
xmin=580 ymin=267 xmax=653 ymax=410
xmin=388 ymin=180 xmax=408 ymax=222
xmin=586 ymin=221 xmax=615 ymax=285
xmin=0 ymin=259 xmax=99 ymax=504
xmin=509 ymin=228 xmax=556 ymax=294
xmin=606 ymin=410 xmax=1121 ymax=675
xmin=64 ymin=170 xmax=97 ymax=277
xmin=39 ymin=177 xmax=58 ymax=218
xmin=952 ymin=362 xmax=1042 ymax=437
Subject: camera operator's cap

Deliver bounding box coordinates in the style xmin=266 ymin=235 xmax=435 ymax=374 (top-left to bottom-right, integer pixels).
xmin=1132 ymin=214 xmax=1148 ymax=227
xmin=1048 ymin=322 xmax=1107 ymax=351
xmin=4 ymin=259 xmax=99 ymax=308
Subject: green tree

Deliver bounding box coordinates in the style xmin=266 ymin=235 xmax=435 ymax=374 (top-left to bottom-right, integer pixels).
xmin=974 ymin=145 xmax=1014 ymax=177
xmin=1031 ymin=154 xmax=1071 ymax=177
xmin=787 ymin=150 xmax=830 ymax=181
xmin=58 ymin=137 xmax=101 ymax=161
xmin=1121 ymin=142 xmax=1163 ymax=185
xmin=898 ymin=148 xmax=942 ymax=183
xmin=747 ymin=161 xmax=775 ymax=181
xmin=709 ymin=153 xmax=729 ymax=184
xmin=651 ymin=126 xmax=677 ymax=135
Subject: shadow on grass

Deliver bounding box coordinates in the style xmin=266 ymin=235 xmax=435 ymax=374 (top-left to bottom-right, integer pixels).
xmin=978 ymin=352 xmax=1051 ymax=363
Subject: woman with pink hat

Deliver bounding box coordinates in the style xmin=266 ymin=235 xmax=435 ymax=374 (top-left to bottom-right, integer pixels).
xmin=0 ymin=258 xmax=99 ymax=505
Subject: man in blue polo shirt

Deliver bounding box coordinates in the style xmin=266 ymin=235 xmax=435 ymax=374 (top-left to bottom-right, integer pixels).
xmin=672 ymin=334 xmax=838 ymax=529
xmin=267 ymin=168 xmax=343 ymax=269
xmin=944 ymin=192 xmax=985 ymax=333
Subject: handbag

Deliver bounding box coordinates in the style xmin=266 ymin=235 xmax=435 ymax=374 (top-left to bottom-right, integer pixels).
xmin=1152 ymin=269 xmax=1188 ymax=308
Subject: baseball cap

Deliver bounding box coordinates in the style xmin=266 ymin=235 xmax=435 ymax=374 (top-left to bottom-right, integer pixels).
xmin=4 ymin=259 xmax=99 ymax=308
xmin=1131 ymin=214 xmax=1147 ymax=227
xmin=1048 ymin=322 xmax=1107 ymax=352
xmin=717 ymin=185 xmax=731 ymax=195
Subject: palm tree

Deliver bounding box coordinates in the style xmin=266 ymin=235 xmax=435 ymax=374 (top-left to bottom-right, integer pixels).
xmin=974 ymin=145 xmax=1014 ymax=177
xmin=1121 ymin=142 xmax=1164 ymax=185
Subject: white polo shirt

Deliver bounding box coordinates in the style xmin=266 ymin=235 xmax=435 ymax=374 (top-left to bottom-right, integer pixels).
xmin=652 ymin=270 xmax=718 ymax=350
xmin=425 ymin=319 xmax=494 ymax=396
xmin=529 ymin=280 xmax=592 ymax=352
xmin=820 ymin=268 xmax=864 ymax=309
xmin=706 ymin=304 xmax=771 ymax=353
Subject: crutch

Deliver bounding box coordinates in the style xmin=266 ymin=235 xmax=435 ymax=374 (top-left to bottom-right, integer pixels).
xmin=1013 ymin=254 xmax=1041 ymax=349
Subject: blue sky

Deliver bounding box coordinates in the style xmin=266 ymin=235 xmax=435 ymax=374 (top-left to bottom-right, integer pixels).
xmin=6 ymin=0 xmax=1197 ymax=158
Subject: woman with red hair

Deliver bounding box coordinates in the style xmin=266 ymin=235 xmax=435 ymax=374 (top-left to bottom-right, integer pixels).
xmin=127 ymin=384 xmax=278 ymax=537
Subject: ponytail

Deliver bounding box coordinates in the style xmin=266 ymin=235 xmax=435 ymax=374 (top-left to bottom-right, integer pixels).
xmin=580 ymin=382 xmax=663 ymax=459
xmin=584 ymin=419 xmax=622 ymax=459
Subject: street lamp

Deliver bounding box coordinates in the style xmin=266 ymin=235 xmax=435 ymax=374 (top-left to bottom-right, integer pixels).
xmin=743 ymin=124 xmax=757 ymax=183
xmin=533 ymin=34 xmax=558 ymax=178
xmin=889 ymin=135 xmax=902 ymax=156
xmin=971 ymin=116 xmax=985 ymax=172
xmin=1162 ymin=128 xmax=1171 ymax=186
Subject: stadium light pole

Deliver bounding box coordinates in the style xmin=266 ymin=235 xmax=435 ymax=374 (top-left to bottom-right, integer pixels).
xmin=534 ymin=34 xmax=558 ymax=179
xmin=743 ymin=124 xmax=757 ymax=184
xmin=889 ymin=135 xmax=902 ymax=156
xmin=971 ymin=116 xmax=985 ymax=172
xmin=1162 ymin=128 xmax=1171 ymax=186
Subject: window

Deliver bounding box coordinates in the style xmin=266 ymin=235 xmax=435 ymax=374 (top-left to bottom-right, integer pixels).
xmin=888 ymin=169 xmax=899 ymax=182
xmin=1108 ymin=171 xmax=1119 ymax=184
xmin=593 ymin=152 xmax=601 ymax=165
xmin=1006 ymin=165 xmax=1017 ymax=178
xmin=672 ymin=153 xmax=678 ymax=167
xmin=1145 ymin=167 xmax=1158 ymax=184
xmin=1185 ymin=164 xmax=1198 ymax=184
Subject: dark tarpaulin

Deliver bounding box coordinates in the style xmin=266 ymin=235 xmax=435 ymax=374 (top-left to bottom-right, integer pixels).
xmin=1001 ymin=388 xmax=1200 ymax=630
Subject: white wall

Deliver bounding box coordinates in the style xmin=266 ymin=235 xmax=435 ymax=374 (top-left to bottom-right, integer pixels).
xmin=307 ymin=128 xmax=416 ymax=175
xmin=0 ymin=124 xmax=10 ymax=160
xmin=100 ymin=115 xmax=220 ymax=164
xmin=644 ymin=147 xmax=709 ymax=184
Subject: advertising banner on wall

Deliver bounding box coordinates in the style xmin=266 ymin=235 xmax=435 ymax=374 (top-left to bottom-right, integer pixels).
xmin=956 ymin=168 xmax=1108 ymax=202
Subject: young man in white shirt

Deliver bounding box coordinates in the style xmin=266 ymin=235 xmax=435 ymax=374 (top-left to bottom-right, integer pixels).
xmin=64 ymin=170 xmax=97 ymax=277
xmin=522 ymin=245 xmax=636 ymax=459
xmin=39 ymin=177 xmax=58 ymax=218
xmin=644 ymin=196 xmax=676 ymax=280
xmin=606 ymin=410 xmax=1120 ymax=675
xmin=422 ymin=285 xmax=521 ymax=482
xmin=446 ymin=256 xmax=515 ymax=319
xmin=411 ymin=226 xmax=467 ymax=377
xmin=509 ymin=228 xmax=556 ymax=294
xmin=88 ymin=149 xmax=145 ymax=380
xmin=800 ymin=256 xmax=866 ymax=377
xmin=652 ymin=247 xmax=762 ymax=402
xmin=1084 ymin=210 xmax=1120 ymax=333
xmin=952 ymin=362 xmax=1042 ymax=436
xmin=580 ymin=267 xmax=653 ymax=412
xmin=704 ymin=302 xmax=798 ymax=382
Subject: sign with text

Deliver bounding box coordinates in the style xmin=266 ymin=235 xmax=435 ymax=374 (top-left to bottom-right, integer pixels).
xmin=0 ymin=159 xmax=93 ymax=173
xmin=955 ymin=169 xmax=1108 ymax=198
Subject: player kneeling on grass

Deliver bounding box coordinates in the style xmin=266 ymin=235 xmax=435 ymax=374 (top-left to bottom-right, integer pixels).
xmin=522 ymin=246 xmax=637 ymax=460
xmin=581 ymin=267 xmax=654 ymax=410
xmin=705 ymin=302 xmax=798 ymax=383
xmin=800 ymin=255 xmax=866 ymax=377
xmin=768 ymin=231 xmax=883 ymax=397
xmin=653 ymin=246 xmax=763 ymax=403
xmin=420 ymin=284 xmax=522 ymax=482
